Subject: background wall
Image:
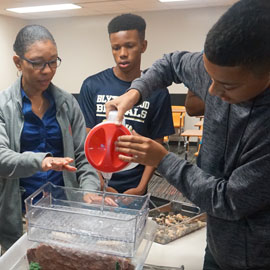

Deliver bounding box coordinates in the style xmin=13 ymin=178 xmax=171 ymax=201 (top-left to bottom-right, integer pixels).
xmin=0 ymin=6 xmax=228 ymax=132
xmin=30 ymin=6 xmax=228 ymax=94
xmin=0 ymin=15 xmax=25 ymax=89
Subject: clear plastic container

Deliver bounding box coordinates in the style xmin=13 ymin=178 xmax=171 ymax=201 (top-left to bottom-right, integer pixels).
xmin=25 ymin=182 xmax=150 ymax=257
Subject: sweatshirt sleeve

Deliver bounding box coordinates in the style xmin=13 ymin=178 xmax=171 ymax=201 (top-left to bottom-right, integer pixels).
xmin=130 ymin=51 xmax=211 ymax=102
xmin=158 ymin=148 xmax=270 ymax=221
xmin=0 ymin=110 xmax=49 ymax=178
xmin=69 ymin=96 xmax=100 ymax=191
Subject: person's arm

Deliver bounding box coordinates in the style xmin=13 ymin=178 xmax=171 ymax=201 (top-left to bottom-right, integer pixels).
xmin=105 ymin=89 xmax=141 ymax=124
xmin=69 ymin=97 xmax=100 ymax=191
xmin=76 ymin=80 xmax=102 ymax=190
xmin=185 ymin=90 xmax=205 ymax=116
xmin=124 ymin=138 xmax=163 ymax=195
xmin=0 ymin=108 xmax=51 ymax=178
xmin=115 ymin=131 xmax=270 ymax=221
xmin=106 ymin=51 xmax=210 ymax=122
xmin=80 ymin=81 xmax=119 ymax=192
xmin=0 ymin=114 xmax=77 ymax=178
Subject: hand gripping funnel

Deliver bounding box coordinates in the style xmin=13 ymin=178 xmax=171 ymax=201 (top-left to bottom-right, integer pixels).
xmin=84 ymin=111 xmax=136 ymax=173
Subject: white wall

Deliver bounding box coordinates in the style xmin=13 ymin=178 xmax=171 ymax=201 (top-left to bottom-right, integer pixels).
xmin=0 ymin=15 xmax=25 ymax=90
xmin=30 ymin=6 xmax=228 ymax=94
xmin=0 ymin=6 xmax=229 ymax=133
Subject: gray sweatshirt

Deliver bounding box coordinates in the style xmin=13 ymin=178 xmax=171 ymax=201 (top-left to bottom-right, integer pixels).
xmin=0 ymin=78 xmax=100 ymax=251
xmin=130 ymin=52 xmax=270 ymax=270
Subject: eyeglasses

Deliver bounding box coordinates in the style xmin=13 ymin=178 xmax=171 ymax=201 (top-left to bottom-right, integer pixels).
xmin=20 ymin=56 xmax=62 ymax=70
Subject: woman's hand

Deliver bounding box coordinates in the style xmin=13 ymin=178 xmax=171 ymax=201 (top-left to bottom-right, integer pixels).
xmin=115 ymin=130 xmax=169 ymax=168
xmin=42 ymin=157 xmax=77 ymax=172
xmin=105 ymin=90 xmax=141 ymax=123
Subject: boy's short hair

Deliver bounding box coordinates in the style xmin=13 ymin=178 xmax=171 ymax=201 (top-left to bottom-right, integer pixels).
xmin=108 ymin=13 xmax=146 ymax=41
xmin=204 ymin=0 xmax=270 ymax=75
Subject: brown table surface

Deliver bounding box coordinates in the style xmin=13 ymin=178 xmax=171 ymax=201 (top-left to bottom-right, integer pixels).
xmin=194 ymin=120 xmax=203 ymax=127
xmin=172 ymin=108 xmax=186 ymax=113
xmin=181 ymin=129 xmax=202 ymax=137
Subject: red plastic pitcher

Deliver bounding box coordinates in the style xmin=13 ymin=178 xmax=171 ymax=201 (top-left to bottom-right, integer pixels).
xmin=84 ymin=111 xmax=135 ymax=174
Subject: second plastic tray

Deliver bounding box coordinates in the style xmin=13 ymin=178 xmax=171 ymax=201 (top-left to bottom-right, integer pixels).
xmin=149 ymin=201 xmax=206 ymax=244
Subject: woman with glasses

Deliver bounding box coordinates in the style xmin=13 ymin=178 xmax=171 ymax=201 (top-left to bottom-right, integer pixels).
xmin=0 ymin=24 xmax=100 ymax=252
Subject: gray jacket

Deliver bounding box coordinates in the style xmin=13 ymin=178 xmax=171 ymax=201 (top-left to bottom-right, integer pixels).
xmin=0 ymin=78 xmax=100 ymax=250
xmin=131 ymin=52 xmax=270 ymax=270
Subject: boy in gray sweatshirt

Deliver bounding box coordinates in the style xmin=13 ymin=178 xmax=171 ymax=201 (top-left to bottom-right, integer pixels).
xmin=106 ymin=0 xmax=270 ymax=269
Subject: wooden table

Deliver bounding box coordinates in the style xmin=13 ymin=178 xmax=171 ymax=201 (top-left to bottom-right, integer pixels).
xmin=194 ymin=120 xmax=203 ymax=129
xmin=171 ymin=107 xmax=186 ymax=153
xmin=181 ymin=129 xmax=203 ymax=160
xmin=172 ymin=108 xmax=186 ymax=113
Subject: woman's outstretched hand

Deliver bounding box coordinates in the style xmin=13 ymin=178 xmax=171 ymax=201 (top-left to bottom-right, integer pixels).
xmin=115 ymin=130 xmax=169 ymax=168
xmin=42 ymin=157 xmax=77 ymax=172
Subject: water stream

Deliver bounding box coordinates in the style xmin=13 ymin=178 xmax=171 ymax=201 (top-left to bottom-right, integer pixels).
xmin=101 ymin=178 xmax=109 ymax=213
xmin=100 ymin=172 xmax=112 ymax=213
